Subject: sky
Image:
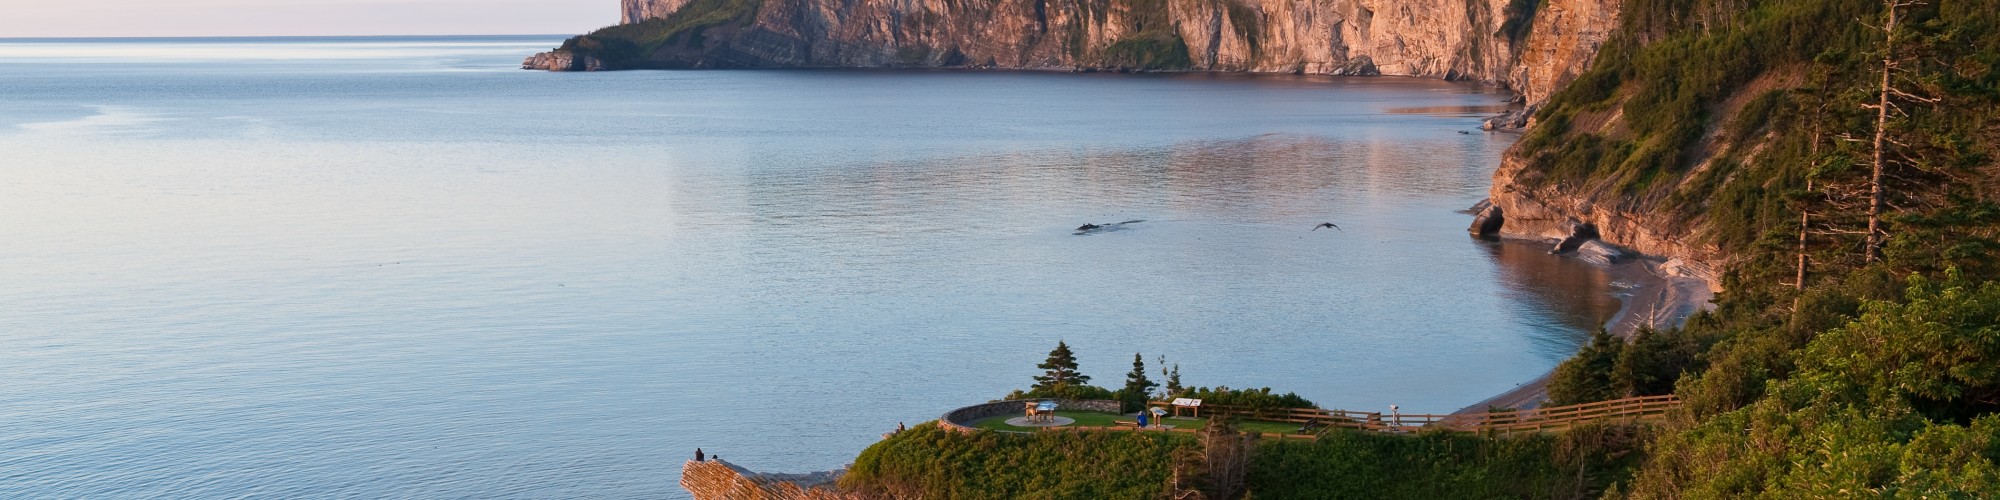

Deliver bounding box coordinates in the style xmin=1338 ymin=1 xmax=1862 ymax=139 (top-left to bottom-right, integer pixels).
xmin=0 ymin=0 xmax=618 ymax=38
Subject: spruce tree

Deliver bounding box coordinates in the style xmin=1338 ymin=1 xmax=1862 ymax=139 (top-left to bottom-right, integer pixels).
xmin=1123 ymin=353 xmax=1157 ymax=395
xmin=1165 ymin=364 xmax=1183 ymax=397
xmin=1032 ymin=341 xmax=1088 ymax=391
xmin=1121 ymin=353 xmax=1158 ymax=409
xmin=1547 ymin=329 xmax=1625 ymax=405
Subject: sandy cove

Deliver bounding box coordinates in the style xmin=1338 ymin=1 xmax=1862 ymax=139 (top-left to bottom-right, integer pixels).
xmin=1453 ymin=255 xmax=1716 ymax=415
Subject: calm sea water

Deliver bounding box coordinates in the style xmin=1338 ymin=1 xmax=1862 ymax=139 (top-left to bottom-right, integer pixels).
xmin=0 ymin=36 xmax=1622 ymax=497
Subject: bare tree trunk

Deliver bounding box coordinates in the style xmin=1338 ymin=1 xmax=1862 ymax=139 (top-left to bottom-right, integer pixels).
xmin=1866 ymin=2 xmax=1899 ymax=263
xmin=1797 ymin=189 xmax=1811 ymax=289
xmin=1799 ymin=126 xmax=1821 ymax=290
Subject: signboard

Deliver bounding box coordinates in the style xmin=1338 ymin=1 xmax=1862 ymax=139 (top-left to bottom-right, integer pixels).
xmin=1170 ymin=398 xmax=1202 ymax=407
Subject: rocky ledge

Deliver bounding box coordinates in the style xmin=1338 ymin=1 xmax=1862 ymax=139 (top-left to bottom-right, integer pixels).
xmin=1469 ymin=154 xmax=1725 ymax=292
xmin=522 ymin=51 xmax=607 ymax=71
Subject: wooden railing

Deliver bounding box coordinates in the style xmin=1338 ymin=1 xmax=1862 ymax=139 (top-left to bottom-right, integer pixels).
xmin=1130 ymin=395 xmax=1680 ymax=437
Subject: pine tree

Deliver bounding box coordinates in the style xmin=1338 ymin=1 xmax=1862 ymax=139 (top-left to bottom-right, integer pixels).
xmin=1166 ymin=364 xmax=1183 ymax=397
xmin=1547 ymin=330 xmax=1626 ymax=405
xmin=1120 ymin=353 xmax=1158 ymax=409
xmin=1031 ymin=341 xmax=1088 ymax=391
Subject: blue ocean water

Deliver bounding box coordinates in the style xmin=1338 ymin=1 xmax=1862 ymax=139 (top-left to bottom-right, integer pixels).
xmin=0 ymin=36 xmax=1619 ymax=497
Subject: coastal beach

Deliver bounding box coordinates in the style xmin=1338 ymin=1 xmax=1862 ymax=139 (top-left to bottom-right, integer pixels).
xmin=1458 ymin=254 xmax=1717 ymax=414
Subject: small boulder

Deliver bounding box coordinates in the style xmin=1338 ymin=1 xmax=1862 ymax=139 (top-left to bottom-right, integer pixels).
xmin=1468 ymin=202 xmax=1504 ymax=237
xmin=1332 ymin=56 xmax=1380 ymax=76
xmin=1550 ymin=220 xmax=1599 ymax=254
xmin=1574 ymin=240 xmax=1628 ymax=266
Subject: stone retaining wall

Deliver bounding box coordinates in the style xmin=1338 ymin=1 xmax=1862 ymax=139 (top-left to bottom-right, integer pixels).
xmin=938 ymin=399 xmax=1123 ymax=434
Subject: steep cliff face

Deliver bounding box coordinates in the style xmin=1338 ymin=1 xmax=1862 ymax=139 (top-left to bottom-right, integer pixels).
xmin=1475 ymin=54 xmax=1814 ymax=293
xmin=1503 ymin=0 xmax=1618 ymax=105
xmin=533 ymin=0 xmax=1620 ymax=101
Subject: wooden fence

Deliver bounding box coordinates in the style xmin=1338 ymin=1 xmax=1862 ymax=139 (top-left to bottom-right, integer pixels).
xmin=1115 ymin=395 xmax=1680 ymax=438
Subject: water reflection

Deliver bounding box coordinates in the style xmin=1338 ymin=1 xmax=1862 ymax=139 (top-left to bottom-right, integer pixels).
xmin=1478 ymin=238 xmax=1623 ymax=358
xmin=1385 ymin=104 xmax=1520 ymax=117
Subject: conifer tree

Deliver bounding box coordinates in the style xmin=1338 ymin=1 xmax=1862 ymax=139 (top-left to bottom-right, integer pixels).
xmin=1123 ymin=353 xmax=1157 ymax=395
xmin=1120 ymin=353 xmax=1158 ymax=410
xmin=1166 ymin=363 xmax=1183 ymax=397
xmin=1031 ymin=341 xmax=1088 ymax=391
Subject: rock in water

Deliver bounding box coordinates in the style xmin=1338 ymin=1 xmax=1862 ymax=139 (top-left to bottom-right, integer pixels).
xmin=1468 ymin=201 xmax=1504 ymax=237
xmin=1331 ymin=56 xmax=1381 ymax=76
xmin=1574 ymin=240 xmax=1628 ymax=266
xmin=522 ymin=50 xmax=607 ymax=71
xmin=1550 ymin=220 xmax=1599 ymax=254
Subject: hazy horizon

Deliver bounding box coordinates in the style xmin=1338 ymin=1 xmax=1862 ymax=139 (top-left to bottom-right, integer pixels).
xmin=1 ymin=0 xmax=615 ymax=38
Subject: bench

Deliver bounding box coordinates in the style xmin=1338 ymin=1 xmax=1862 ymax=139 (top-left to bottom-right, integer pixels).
xmin=1113 ymin=420 xmax=1141 ymax=428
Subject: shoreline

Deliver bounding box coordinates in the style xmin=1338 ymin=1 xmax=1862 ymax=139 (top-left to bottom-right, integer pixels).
xmin=1453 ymin=248 xmax=1715 ymax=414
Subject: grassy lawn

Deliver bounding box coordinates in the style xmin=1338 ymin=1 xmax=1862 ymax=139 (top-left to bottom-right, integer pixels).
xmin=969 ymin=412 xmax=1311 ymax=435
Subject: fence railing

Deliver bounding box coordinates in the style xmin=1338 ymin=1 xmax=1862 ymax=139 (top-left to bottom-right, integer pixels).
xmin=1129 ymin=394 xmax=1680 ymax=437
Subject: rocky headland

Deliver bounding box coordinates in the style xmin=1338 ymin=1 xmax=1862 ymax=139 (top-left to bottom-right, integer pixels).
xmin=528 ymin=0 xmax=1619 ymax=106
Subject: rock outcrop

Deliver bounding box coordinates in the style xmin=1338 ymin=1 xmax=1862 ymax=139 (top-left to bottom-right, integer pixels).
xmin=1484 ymin=153 xmax=1726 ymax=291
xmin=520 ymin=50 xmax=608 ymax=72
xmin=530 ymin=0 xmax=1623 ymax=102
xmin=682 ymin=460 xmax=853 ymax=500
xmin=624 ymin=0 xmax=697 ymax=25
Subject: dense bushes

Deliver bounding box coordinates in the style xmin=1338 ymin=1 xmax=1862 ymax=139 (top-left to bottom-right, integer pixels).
xmin=1628 ymin=272 xmax=2000 ymax=496
xmin=840 ymin=423 xmax=1194 ymax=498
xmin=1246 ymin=425 xmax=1650 ymax=498
xmin=1547 ymin=328 xmax=1704 ymax=406
xmin=1517 ymin=0 xmax=2000 ymax=496
xmin=841 ymin=422 xmax=1653 ymax=499
xmin=1169 ymin=386 xmax=1317 ymax=410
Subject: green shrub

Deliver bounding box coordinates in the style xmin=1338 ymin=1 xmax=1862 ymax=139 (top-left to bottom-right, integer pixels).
xmin=1246 ymin=425 xmax=1649 ymax=498
xmin=840 ymin=422 xmax=1195 ymax=498
xmin=1629 ymin=272 xmax=2000 ymax=497
xmin=1171 ymin=386 xmax=1317 ymax=410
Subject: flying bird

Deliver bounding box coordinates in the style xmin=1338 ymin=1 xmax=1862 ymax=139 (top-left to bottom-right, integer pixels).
xmin=1313 ymin=222 xmax=1342 ymax=232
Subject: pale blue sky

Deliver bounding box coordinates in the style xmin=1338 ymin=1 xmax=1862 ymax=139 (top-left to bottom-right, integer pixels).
xmin=1 ymin=0 xmax=618 ymax=38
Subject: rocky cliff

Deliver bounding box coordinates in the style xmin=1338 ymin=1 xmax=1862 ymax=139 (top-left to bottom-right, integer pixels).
xmin=1476 ymin=153 xmax=1725 ymax=290
xmin=531 ymin=0 xmax=1619 ymax=102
